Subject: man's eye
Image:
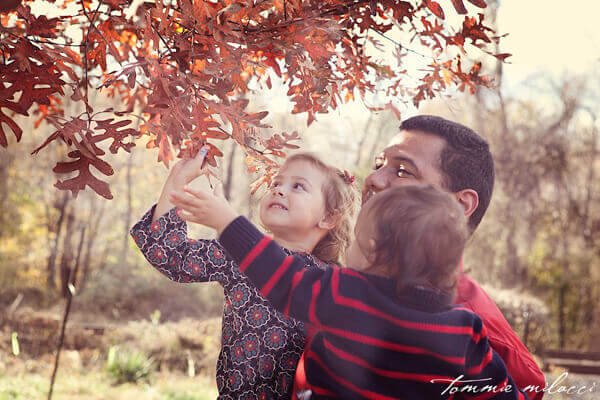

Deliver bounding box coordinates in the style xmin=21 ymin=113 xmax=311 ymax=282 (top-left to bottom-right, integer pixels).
xmin=397 ymin=167 xmax=412 ymax=178
xmin=374 ymin=159 xmax=384 ymax=170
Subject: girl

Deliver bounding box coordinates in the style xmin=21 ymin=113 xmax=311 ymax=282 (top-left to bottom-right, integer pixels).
xmin=130 ymin=147 xmax=356 ymax=399
xmin=173 ymin=183 xmax=530 ymax=400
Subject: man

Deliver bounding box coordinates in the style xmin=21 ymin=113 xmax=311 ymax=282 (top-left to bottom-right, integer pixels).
xmin=362 ymin=115 xmax=545 ymax=398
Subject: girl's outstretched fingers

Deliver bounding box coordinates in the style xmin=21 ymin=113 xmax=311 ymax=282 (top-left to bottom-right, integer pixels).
xmin=182 ymin=185 xmax=212 ymax=202
xmin=169 ymin=189 xmax=203 ymax=212
xmin=176 ymin=208 xmax=197 ymax=223
xmin=176 ymin=181 xmax=238 ymax=231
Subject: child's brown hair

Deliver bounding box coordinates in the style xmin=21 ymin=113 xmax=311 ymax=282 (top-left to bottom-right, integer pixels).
xmin=282 ymin=153 xmax=357 ymax=264
xmin=365 ymin=185 xmax=468 ymax=295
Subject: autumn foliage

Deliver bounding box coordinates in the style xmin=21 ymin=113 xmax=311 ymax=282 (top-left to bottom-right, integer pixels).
xmin=0 ymin=0 xmax=505 ymax=199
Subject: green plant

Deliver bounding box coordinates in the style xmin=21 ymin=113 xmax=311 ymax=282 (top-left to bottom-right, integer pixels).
xmin=105 ymin=346 xmax=155 ymax=385
xmin=163 ymin=392 xmax=213 ymax=400
xmin=150 ymin=309 xmax=161 ymax=325
xmin=0 ymin=389 xmax=21 ymax=400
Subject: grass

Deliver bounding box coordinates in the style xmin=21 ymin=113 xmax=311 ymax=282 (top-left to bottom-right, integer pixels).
xmin=0 ymin=368 xmax=217 ymax=400
xmin=106 ymin=346 xmax=155 ymax=385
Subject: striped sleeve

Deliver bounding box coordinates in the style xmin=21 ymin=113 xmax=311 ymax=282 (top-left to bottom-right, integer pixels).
xmin=462 ymin=317 xmax=530 ymax=400
xmin=219 ymin=216 xmax=349 ymax=324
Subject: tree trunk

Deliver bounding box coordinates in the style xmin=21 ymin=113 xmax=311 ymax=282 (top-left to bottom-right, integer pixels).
xmin=247 ymin=189 xmax=255 ymax=220
xmin=79 ymin=200 xmax=106 ymax=292
xmin=59 ymin=208 xmax=76 ymax=298
xmin=504 ymin=219 xmax=521 ymax=286
xmin=354 ymin=113 xmax=375 ymax=167
xmin=589 ymin=307 xmax=600 ymax=352
xmin=46 ymin=192 xmax=70 ymax=290
xmin=0 ymin=150 xmax=14 ymax=237
xmin=120 ymin=149 xmax=134 ymax=264
xmin=558 ymin=282 xmax=567 ymax=349
xmin=223 ymin=141 xmax=237 ymax=201
xmin=72 ymin=226 xmax=87 ymax=288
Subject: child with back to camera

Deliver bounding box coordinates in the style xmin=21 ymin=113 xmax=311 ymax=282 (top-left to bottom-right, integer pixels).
xmin=171 ymin=180 xmax=530 ymax=400
xmin=130 ymin=147 xmax=356 ymax=399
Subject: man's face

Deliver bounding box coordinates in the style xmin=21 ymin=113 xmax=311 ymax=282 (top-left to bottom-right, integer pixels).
xmin=362 ymin=129 xmax=447 ymax=204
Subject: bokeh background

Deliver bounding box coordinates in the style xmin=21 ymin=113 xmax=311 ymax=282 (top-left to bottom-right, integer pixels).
xmin=1 ymin=0 xmax=599 ymax=398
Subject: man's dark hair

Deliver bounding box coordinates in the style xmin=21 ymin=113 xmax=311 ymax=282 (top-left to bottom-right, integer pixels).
xmin=400 ymin=115 xmax=495 ymax=231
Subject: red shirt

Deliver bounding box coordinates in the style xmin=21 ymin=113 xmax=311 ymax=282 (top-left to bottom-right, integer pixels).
xmin=456 ymin=273 xmax=545 ymax=400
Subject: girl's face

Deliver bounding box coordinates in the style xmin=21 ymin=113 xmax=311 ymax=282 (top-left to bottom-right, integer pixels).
xmin=259 ymin=159 xmax=329 ymax=237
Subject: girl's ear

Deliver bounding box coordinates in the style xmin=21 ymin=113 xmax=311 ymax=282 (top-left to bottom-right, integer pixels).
xmin=317 ymin=211 xmax=339 ymax=230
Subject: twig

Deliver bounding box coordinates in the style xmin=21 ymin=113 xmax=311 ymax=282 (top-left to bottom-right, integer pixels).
xmin=2 ymin=30 xmax=84 ymax=48
xmin=370 ymin=29 xmax=430 ymax=59
xmin=152 ymin=22 xmax=177 ymax=61
xmin=47 ymin=226 xmax=86 ymax=400
xmin=215 ymin=126 xmax=267 ymax=156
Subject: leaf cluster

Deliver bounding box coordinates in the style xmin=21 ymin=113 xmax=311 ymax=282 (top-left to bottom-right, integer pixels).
xmin=1 ymin=0 xmax=503 ymax=198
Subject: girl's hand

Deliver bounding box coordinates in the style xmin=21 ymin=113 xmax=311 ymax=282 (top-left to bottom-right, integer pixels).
xmin=152 ymin=146 xmax=214 ymax=223
xmin=169 ymin=182 xmax=239 ymax=234
xmin=168 ymin=146 xmax=215 ymax=189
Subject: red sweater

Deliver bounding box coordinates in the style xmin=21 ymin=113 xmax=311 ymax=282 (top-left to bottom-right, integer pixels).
xmin=456 ymin=274 xmax=545 ymax=399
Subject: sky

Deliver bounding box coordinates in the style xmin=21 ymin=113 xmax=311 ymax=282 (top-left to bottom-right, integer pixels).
xmin=498 ymin=0 xmax=600 ymax=82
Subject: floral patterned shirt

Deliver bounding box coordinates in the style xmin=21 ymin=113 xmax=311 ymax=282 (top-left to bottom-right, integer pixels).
xmin=130 ymin=206 xmax=325 ymax=400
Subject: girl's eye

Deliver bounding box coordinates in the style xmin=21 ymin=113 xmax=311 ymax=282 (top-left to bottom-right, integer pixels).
xmin=271 ymin=181 xmax=281 ymax=188
xmin=293 ymin=182 xmax=306 ymax=190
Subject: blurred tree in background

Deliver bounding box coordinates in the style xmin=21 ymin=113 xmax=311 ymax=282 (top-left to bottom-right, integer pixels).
xmin=0 ymin=0 xmax=599 ymax=359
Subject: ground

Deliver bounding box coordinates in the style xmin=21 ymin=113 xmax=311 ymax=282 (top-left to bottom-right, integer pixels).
xmin=0 ymin=306 xmax=220 ymax=400
xmin=1 ymin=307 xmax=598 ymax=399
xmin=0 ymin=370 xmax=217 ymax=400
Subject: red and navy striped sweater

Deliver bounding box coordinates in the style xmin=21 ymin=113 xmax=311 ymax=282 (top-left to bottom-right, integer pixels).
xmin=219 ymin=216 xmax=529 ymax=400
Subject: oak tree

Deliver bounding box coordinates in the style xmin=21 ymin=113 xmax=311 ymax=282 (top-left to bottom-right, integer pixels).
xmin=0 ymin=0 xmax=505 ymax=198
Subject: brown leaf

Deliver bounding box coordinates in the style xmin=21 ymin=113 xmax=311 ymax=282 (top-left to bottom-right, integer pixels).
xmin=0 ymin=0 xmax=21 ymax=13
xmin=27 ymin=15 xmax=60 ymax=38
xmin=450 ymin=0 xmax=468 ymax=14
xmin=425 ymin=0 xmax=445 ymax=19
xmin=493 ymin=53 xmax=512 ymax=62
xmin=0 ymin=110 xmax=23 ymax=147
xmin=467 ymin=0 xmax=487 ymax=8
xmin=6 ymin=0 xmax=501 ymax=200
xmin=53 ymin=151 xmax=114 ymax=199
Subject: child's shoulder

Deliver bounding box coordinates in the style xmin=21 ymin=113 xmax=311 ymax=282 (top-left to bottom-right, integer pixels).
xmin=448 ymin=305 xmax=486 ymax=330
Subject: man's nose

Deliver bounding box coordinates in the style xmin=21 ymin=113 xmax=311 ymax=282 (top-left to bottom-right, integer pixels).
xmin=364 ymin=168 xmax=390 ymax=192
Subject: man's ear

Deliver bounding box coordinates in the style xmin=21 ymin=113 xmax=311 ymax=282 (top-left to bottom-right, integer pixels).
xmin=368 ymin=238 xmax=376 ymax=252
xmin=454 ymin=189 xmax=479 ymax=220
xmin=366 ymin=238 xmax=378 ymax=265
xmin=317 ymin=212 xmax=339 ymax=230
